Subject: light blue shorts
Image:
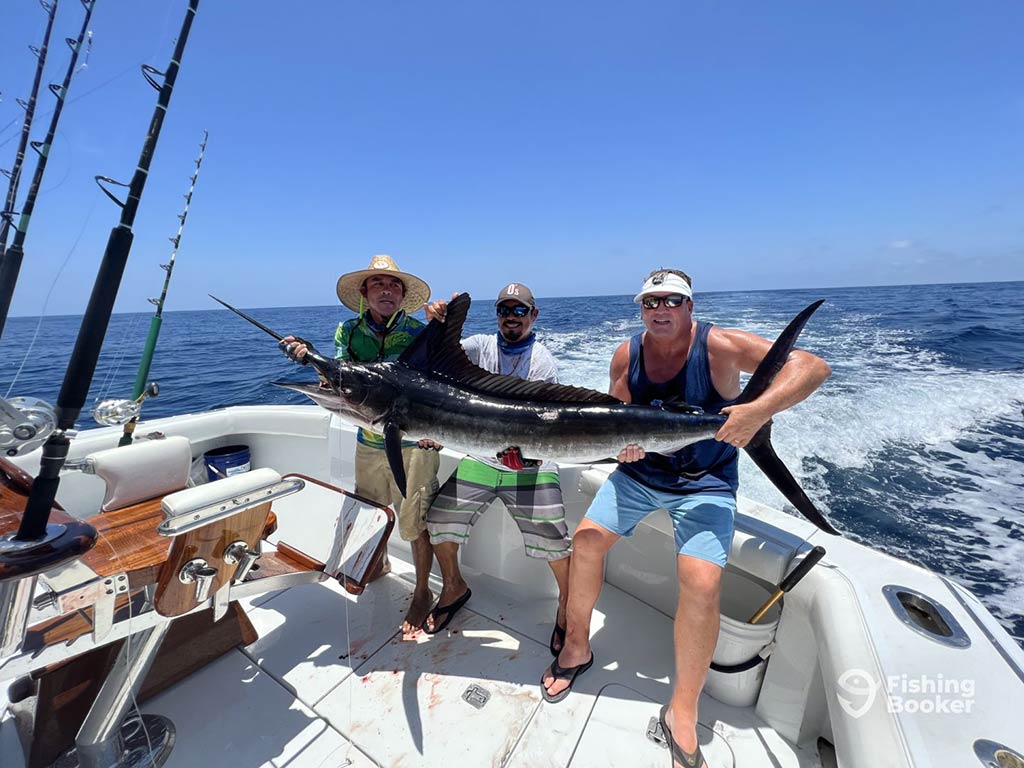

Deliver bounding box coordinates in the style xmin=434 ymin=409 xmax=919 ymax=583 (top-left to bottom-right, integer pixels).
xmin=584 ymin=469 xmax=735 ymax=567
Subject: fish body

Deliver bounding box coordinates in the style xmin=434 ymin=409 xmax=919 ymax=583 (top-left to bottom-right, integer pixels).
xmin=211 ymin=292 xmax=839 ymax=534
xmin=292 ymin=363 xmax=727 ymax=464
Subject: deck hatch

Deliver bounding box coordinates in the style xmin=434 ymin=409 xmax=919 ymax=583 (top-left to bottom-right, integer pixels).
xmin=462 ymin=683 xmax=491 ymax=709
xmin=882 ymin=584 xmax=970 ymax=649
xmin=316 ymin=610 xmax=550 ymax=767
xmin=646 ymin=716 xmax=667 ymax=748
xmin=570 ymin=685 xmax=734 ymax=766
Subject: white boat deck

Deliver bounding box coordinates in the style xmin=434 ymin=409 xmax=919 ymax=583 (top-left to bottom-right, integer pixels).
xmin=110 ymin=554 xmax=820 ymax=768
xmin=5 ymin=407 xmax=1023 ymax=767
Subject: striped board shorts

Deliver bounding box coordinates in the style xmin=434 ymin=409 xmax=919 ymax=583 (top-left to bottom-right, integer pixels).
xmin=426 ymin=457 xmax=571 ymax=561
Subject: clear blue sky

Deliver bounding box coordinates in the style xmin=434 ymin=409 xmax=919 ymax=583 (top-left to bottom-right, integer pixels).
xmin=2 ymin=0 xmax=1022 ymax=315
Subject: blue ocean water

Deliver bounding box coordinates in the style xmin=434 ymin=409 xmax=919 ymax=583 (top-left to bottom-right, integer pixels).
xmin=2 ymin=281 xmax=1023 ymax=639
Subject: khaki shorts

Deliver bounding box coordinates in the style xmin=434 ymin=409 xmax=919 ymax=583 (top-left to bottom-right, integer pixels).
xmin=354 ymin=441 xmax=440 ymax=541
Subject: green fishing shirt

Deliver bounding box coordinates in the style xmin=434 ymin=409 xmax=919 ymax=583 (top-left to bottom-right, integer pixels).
xmin=334 ymin=311 xmax=425 ymax=448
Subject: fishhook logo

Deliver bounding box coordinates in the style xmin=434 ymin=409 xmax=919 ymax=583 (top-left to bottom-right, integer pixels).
xmin=836 ymin=668 xmax=878 ymax=719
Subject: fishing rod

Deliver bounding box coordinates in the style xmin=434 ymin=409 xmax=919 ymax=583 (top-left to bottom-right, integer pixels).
xmin=0 ymin=0 xmax=95 ymax=340
xmin=0 ymin=0 xmax=60 ymax=263
xmin=14 ymin=0 xmax=201 ymax=544
xmin=116 ymin=130 xmax=209 ymax=447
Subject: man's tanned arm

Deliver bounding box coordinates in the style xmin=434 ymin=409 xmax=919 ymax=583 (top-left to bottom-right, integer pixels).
xmin=711 ymin=327 xmax=830 ymax=448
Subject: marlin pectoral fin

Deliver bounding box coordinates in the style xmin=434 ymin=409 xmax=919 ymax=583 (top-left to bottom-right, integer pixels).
xmin=383 ymin=421 xmax=407 ymax=498
xmin=744 ymin=423 xmax=840 ymax=535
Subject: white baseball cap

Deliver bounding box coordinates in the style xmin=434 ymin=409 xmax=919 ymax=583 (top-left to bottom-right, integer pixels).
xmin=633 ymin=269 xmax=693 ymax=302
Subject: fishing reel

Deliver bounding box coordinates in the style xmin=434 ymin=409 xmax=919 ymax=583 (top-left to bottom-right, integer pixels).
xmin=92 ymin=381 xmax=160 ymax=426
xmin=0 ymin=396 xmax=57 ymax=457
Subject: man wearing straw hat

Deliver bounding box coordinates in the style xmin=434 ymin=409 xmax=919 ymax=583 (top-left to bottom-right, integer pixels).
xmin=280 ymin=255 xmax=444 ymax=635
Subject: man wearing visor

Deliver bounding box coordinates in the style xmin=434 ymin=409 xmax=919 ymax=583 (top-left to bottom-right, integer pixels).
xmin=424 ymin=283 xmax=572 ymax=653
xmin=541 ymin=268 xmax=830 ymax=768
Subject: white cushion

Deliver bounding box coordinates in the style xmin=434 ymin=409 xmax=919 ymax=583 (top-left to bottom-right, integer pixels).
xmin=87 ymin=436 xmax=192 ymax=512
xmin=161 ymin=467 xmax=282 ymax=519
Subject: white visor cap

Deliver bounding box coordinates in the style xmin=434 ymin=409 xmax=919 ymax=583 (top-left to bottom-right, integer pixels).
xmin=633 ymin=271 xmax=693 ymax=302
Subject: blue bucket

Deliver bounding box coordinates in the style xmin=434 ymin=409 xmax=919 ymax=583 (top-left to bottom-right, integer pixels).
xmin=204 ymin=444 xmax=251 ymax=482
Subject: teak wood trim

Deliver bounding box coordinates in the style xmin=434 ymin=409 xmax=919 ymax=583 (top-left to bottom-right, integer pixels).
xmin=153 ymin=501 xmax=271 ymax=617
xmin=275 ymin=541 xmax=325 ymax=572
xmin=23 ymin=592 xmax=147 ymax=654
xmin=80 ymin=498 xmax=169 ymax=588
xmin=1 ymin=455 xmax=37 ymax=496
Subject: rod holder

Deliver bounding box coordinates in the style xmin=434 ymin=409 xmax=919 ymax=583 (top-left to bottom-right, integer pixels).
xmin=178 ymin=558 xmax=217 ymax=603
xmin=223 ymin=540 xmax=260 ymax=583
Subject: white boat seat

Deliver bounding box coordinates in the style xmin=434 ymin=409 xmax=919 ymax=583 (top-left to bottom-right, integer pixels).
xmin=0 ymin=463 xmax=334 ymax=768
xmin=0 ymin=466 xmax=312 ymax=768
xmin=577 ymin=463 xmax=805 ymax=616
xmin=161 ymin=467 xmax=284 ymax=520
xmin=84 ymin=435 xmax=192 ymax=512
xmin=154 ymin=468 xmax=301 ymax=618
xmin=3 ymin=469 xmax=311 ymax=669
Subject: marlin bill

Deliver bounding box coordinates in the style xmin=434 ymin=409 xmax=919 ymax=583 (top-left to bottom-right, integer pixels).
xmin=211 ymin=293 xmax=839 ymax=535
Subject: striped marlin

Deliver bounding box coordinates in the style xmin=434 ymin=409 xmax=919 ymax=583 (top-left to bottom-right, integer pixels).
xmin=212 ymin=293 xmax=839 ymax=534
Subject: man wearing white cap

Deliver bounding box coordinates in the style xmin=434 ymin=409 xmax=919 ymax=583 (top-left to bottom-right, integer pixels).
xmin=280 ymin=255 xmax=444 ymax=635
xmin=541 ymin=268 xmax=830 ymax=768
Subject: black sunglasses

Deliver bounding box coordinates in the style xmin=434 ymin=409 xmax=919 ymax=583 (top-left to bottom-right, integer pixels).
xmin=641 ymin=294 xmax=687 ymax=310
xmin=496 ymin=304 xmax=531 ymax=318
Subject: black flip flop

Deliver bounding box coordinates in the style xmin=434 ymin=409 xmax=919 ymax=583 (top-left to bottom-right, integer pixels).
xmin=540 ymin=652 xmax=594 ymax=703
xmin=424 ymin=588 xmax=472 ymax=635
xmin=548 ymin=619 xmax=566 ymax=656
xmin=658 ymin=704 xmax=705 ymax=768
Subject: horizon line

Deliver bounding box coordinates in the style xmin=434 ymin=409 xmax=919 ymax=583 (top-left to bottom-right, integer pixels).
xmin=5 ymin=277 xmax=1022 ymax=321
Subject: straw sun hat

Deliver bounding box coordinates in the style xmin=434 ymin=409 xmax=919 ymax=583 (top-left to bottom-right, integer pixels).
xmin=335 ymin=255 xmax=431 ymax=315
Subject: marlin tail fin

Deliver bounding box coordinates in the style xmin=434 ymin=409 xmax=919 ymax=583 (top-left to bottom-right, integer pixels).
xmin=736 ymin=301 xmax=839 ymax=535
xmin=743 ymin=423 xmax=840 ymax=534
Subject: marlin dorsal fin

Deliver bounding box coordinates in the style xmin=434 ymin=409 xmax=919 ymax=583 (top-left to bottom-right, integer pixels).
xmin=398 ymin=293 xmax=621 ymax=405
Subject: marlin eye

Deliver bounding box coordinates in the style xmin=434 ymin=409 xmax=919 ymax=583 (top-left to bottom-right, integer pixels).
xmin=339 ymin=386 xmax=355 ymax=396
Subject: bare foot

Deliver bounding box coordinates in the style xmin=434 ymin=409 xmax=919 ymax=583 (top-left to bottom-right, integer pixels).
xmin=401 ymin=589 xmax=434 ymax=637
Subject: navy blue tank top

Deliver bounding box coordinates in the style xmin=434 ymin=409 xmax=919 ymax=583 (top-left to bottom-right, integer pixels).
xmin=619 ymin=321 xmax=738 ymax=496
